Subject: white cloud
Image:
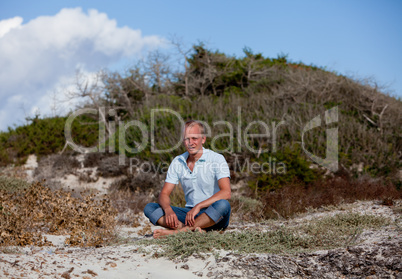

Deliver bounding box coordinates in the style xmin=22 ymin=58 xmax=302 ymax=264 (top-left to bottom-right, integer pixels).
xmin=0 ymin=16 xmax=23 ymax=38
xmin=0 ymin=8 xmax=164 ymax=131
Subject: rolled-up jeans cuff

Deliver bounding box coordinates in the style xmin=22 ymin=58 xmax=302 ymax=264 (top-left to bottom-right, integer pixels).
xmin=204 ymin=205 xmax=224 ymax=224
xmin=148 ymin=207 xmax=164 ymax=225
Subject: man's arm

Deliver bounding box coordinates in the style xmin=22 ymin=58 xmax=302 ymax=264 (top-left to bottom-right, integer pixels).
xmin=158 ymin=182 xmax=180 ymax=228
xmin=195 ymin=177 xmax=231 ymax=209
xmin=185 ymin=177 xmax=231 ymax=226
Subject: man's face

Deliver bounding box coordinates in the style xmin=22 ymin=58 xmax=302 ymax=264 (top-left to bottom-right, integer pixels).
xmin=183 ymin=124 xmax=205 ymax=156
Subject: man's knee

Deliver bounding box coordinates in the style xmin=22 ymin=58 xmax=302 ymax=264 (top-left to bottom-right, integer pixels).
xmin=144 ymin=202 xmax=160 ymax=218
xmin=204 ymin=199 xmax=231 ymax=231
xmin=211 ymin=199 xmax=231 ymax=216
xmin=144 ymin=202 xmax=166 ymax=225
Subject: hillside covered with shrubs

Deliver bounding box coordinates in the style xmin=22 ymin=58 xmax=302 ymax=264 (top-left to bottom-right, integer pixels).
xmin=1 ymin=44 xmax=401 ymax=192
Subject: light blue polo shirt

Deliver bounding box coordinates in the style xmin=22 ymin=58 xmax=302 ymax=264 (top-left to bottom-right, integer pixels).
xmin=165 ymin=148 xmax=231 ymax=207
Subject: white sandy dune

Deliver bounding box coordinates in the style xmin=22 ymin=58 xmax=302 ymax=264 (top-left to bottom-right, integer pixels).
xmin=1 ymin=200 xmax=401 ymax=279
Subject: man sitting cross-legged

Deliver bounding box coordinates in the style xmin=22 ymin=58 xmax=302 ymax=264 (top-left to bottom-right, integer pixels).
xmin=144 ymin=120 xmax=231 ymax=238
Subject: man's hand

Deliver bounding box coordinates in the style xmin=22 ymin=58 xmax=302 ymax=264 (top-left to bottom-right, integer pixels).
xmin=164 ymin=207 xmax=179 ymax=228
xmin=185 ymin=205 xmax=201 ymax=227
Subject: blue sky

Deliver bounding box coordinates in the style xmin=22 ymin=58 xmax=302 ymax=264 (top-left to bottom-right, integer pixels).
xmin=0 ymin=0 xmax=401 ymax=131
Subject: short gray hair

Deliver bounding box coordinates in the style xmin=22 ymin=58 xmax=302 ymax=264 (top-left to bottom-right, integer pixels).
xmin=183 ymin=120 xmax=206 ymax=137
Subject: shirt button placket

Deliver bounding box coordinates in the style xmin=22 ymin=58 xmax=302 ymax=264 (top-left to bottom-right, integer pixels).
xmin=192 ymin=166 xmax=197 ymax=187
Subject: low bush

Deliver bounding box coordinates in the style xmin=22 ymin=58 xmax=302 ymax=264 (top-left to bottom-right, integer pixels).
xmin=229 ymin=195 xmax=264 ymax=221
xmin=97 ymin=156 xmax=128 ymax=177
xmin=0 ymin=115 xmax=99 ymax=166
xmin=108 ymin=189 xmax=152 ymax=218
xmin=140 ymin=212 xmax=391 ymax=259
xmin=0 ymin=175 xmax=30 ymax=192
xmin=248 ymin=145 xmax=323 ymax=193
xmin=109 ymin=172 xmax=161 ymax=194
xmin=83 ymin=152 xmax=107 ymax=168
xmin=261 ymin=177 xmax=401 ymax=219
xmin=108 ymin=171 xmax=162 ymax=220
xmin=34 ymin=154 xmax=80 ymax=181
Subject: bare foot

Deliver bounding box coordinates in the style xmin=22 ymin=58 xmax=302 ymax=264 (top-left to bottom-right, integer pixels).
xmin=194 ymin=227 xmax=206 ymax=233
xmin=153 ymin=227 xmax=205 ymax=239
xmin=153 ymin=229 xmax=178 ymax=239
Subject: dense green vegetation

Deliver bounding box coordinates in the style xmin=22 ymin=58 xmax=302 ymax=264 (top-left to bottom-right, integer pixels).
xmin=1 ymin=44 xmax=401 ymax=190
xmin=0 ymin=115 xmax=99 ymax=165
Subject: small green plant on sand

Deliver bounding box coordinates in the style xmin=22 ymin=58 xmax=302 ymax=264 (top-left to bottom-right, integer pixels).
xmin=0 ymin=176 xmax=30 ymax=192
xmin=138 ymin=212 xmax=391 ymax=259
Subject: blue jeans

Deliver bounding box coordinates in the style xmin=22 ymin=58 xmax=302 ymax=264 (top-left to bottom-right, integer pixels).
xmin=143 ymin=199 xmax=231 ymax=231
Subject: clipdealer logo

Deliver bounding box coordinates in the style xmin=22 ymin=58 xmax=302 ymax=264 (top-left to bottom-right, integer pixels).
xmin=64 ymin=106 xmax=339 ymax=173
xmin=301 ymin=106 xmax=338 ymax=172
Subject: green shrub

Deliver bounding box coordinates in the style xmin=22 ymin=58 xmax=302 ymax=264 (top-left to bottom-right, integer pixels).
xmin=248 ymin=145 xmax=321 ymax=193
xmin=0 ymin=115 xmax=99 ymax=166
xmin=0 ymin=176 xmax=30 ymax=192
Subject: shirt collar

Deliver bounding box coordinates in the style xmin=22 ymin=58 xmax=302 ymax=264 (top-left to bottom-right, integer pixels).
xmin=178 ymin=147 xmax=207 ymax=163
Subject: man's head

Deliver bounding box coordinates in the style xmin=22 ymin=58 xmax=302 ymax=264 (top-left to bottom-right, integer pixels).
xmin=183 ymin=120 xmax=206 ymax=156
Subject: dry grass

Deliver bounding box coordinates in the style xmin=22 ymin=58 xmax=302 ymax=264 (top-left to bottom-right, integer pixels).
xmin=0 ymin=181 xmax=117 ymax=247
xmin=109 ymin=172 xmax=161 ymax=194
xmin=83 ymin=152 xmax=107 ymax=168
xmin=0 ymin=165 xmax=28 ymax=180
xmin=107 ymin=172 xmax=161 ymax=224
xmin=96 ymin=156 xmax=128 ymax=177
xmin=107 ymin=178 xmax=186 ymax=227
xmin=229 ymin=195 xmax=264 ymax=221
xmin=108 ymin=189 xmax=152 ymax=215
xmin=170 ymin=184 xmax=186 ymax=207
xmin=34 ymin=154 xmax=80 ymax=181
xmin=261 ymin=177 xmax=401 ymax=219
